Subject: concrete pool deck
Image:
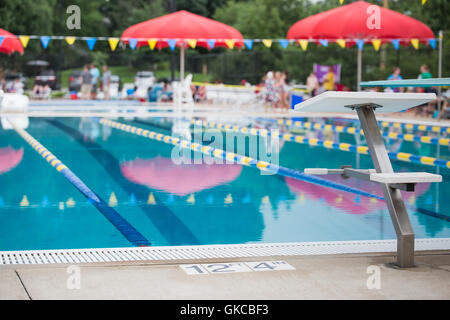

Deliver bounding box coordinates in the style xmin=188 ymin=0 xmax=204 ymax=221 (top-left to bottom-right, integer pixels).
xmin=1 ymin=251 xmax=449 ymax=300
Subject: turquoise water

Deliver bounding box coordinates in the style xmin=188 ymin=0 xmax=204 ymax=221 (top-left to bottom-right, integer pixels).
xmin=0 ymin=117 xmax=449 ymax=251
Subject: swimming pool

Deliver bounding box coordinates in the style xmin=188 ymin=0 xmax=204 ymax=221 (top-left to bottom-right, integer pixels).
xmin=0 ymin=115 xmax=449 ymax=251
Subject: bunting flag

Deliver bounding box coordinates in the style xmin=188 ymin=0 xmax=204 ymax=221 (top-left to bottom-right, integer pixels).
xmin=167 ymin=39 xmax=177 ymax=51
xmin=262 ymin=39 xmax=272 ymax=48
xmin=0 ymin=36 xmax=4 ymax=47
xmin=339 ymin=0 xmax=344 ymax=4
xmin=371 ymin=39 xmax=382 ymax=51
xmin=225 ymin=39 xmax=235 ymax=49
xmin=422 ymin=0 xmax=427 ymax=4
xmin=206 ymin=39 xmax=216 ymax=49
xmin=336 ymin=39 xmax=346 ymax=48
xmin=148 ymin=38 xmax=157 ymax=50
xmin=187 ymin=39 xmax=197 ymax=49
xmin=318 ymin=39 xmax=328 ymax=47
xmin=244 ymin=39 xmax=253 ymax=50
xmin=85 ymin=37 xmax=96 ymax=51
xmin=298 ymin=39 xmax=308 ymax=51
xmin=391 ymin=39 xmax=400 ymax=50
xmin=108 ymin=37 xmax=119 ymax=51
xmin=410 ymin=38 xmax=420 ymax=50
xmin=40 ymin=36 xmax=51 ymax=49
xmin=428 ymin=38 xmax=436 ymax=49
xmin=278 ymin=39 xmax=289 ymax=49
xmin=356 ymin=39 xmax=365 ymax=51
xmin=65 ymin=36 xmax=76 ymax=45
xmin=128 ymin=38 xmax=138 ymax=50
xmin=19 ymin=35 xmax=30 ymax=48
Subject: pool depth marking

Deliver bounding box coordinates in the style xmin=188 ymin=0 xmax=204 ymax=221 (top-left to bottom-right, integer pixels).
xmin=272 ymin=118 xmax=449 ymax=146
xmin=9 ymin=121 xmax=151 ymax=247
xmin=193 ymin=119 xmax=450 ymax=169
xmin=97 ymin=118 xmax=383 ymax=200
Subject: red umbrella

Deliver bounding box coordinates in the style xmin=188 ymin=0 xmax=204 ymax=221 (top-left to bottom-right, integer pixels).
xmin=287 ymin=1 xmax=434 ymax=90
xmin=0 ymin=29 xmax=23 ymax=55
xmin=0 ymin=147 xmax=23 ymax=174
xmin=122 ymin=10 xmax=244 ymax=81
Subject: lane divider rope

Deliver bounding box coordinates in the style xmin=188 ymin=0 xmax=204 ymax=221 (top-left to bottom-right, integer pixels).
xmin=193 ymin=119 xmax=450 ymax=169
xmin=96 ymin=117 xmax=383 ymax=200
xmin=9 ymin=120 xmax=151 ymax=247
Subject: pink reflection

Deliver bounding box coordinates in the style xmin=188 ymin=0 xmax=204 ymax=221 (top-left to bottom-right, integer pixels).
xmin=0 ymin=146 xmax=23 ymax=174
xmin=121 ymin=156 xmax=242 ymax=195
xmin=286 ymin=174 xmax=430 ymax=215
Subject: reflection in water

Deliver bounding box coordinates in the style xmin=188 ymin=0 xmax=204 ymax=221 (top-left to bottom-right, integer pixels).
xmin=0 ymin=146 xmax=23 ymax=174
xmin=121 ymin=156 xmax=242 ymax=196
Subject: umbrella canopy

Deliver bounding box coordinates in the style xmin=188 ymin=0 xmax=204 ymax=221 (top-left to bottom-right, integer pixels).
xmin=0 ymin=29 xmax=23 ymax=55
xmin=287 ymin=1 xmax=434 ymax=90
xmin=0 ymin=147 xmax=23 ymax=174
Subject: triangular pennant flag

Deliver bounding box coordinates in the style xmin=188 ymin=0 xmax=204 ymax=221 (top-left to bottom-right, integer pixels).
xmin=339 ymin=0 xmax=344 ymax=4
xmin=206 ymin=39 xmax=216 ymax=49
xmin=109 ymin=192 xmax=117 ymax=207
xmin=244 ymin=39 xmax=253 ymax=50
xmin=422 ymin=0 xmax=427 ymax=4
xmin=41 ymin=196 xmax=49 ymax=207
xmin=410 ymin=38 xmax=419 ymax=50
xmin=356 ymin=39 xmax=365 ymax=51
xmin=148 ymin=38 xmax=157 ymax=50
xmin=298 ymin=39 xmax=308 ymax=51
xmin=85 ymin=37 xmax=96 ymax=51
xmin=206 ymin=194 xmax=213 ymax=204
xmin=167 ymin=39 xmax=177 ymax=51
xmin=147 ymin=192 xmax=156 ymax=205
xmin=336 ymin=39 xmax=346 ymax=48
xmin=371 ymin=39 xmax=381 ymax=51
xmin=224 ymin=194 xmax=233 ymax=204
xmin=129 ymin=193 xmax=137 ymax=205
xmin=391 ymin=39 xmax=400 ymax=50
xmin=40 ymin=36 xmax=51 ymax=49
xmin=0 ymin=196 xmax=4 ymax=207
xmin=108 ymin=37 xmax=119 ymax=51
xmin=278 ymin=39 xmax=289 ymax=49
xmin=318 ymin=39 xmax=328 ymax=47
xmin=187 ymin=39 xmax=197 ymax=49
xmin=19 ymin=35 xmax=30 ymax=48
xmin=186 ymin=194 xmax=195 ymax=204
xmin=66 ymin=197 xmax=75 ymax=208
xmin=262 ymin=39 xmax=272 ymax=48
xmin=428 ymin=38 xmax=436 ymax=49
xmin=225 ymin=39 xmax=235 ymax=49
xmin=65 ymin=36 xmax=76 ymax=45
xmin=128 ymin=38 xmax=138 ymax=50
xmin=0 ymin=36 xmax=4 ymax=47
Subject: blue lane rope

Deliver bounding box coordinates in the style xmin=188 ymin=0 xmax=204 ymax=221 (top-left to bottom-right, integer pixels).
xmin=10 ymin=121 xmax=151 ymax=247
xmin=96 ymin=118 xmax=384 ymax=200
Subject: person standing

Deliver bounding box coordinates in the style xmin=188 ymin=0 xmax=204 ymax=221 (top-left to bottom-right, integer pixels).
xmin=387 ymin=67 xmax=403 ymax=92
xmin=323 ymin=66 xmax=335 ymax=91
xmin=102 ymin=65 xmax=111 ymax=100
xmin=80 ymin=65 xmax=93 ymax=100
xmin=90 ymin=63 xmax=100 ymax=99
xmin=306 ymin=71 xmax=319 ymax=96
xmin=418 ymin=64 xmax=432 ymax=79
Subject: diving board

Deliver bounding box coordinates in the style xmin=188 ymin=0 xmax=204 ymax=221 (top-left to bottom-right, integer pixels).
xmin=295 ymin=91 xmax=442 ymax=268
xmin=360 ymin=77 xmax=450 ymax=88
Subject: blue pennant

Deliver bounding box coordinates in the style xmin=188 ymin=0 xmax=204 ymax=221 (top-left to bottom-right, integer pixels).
xmin=0 ymin=196 xmax=4 ymax=207
xmin=86 ymin=37 xmax=96 ymax=51
xmin=391 ymin=39 xmax=400 ymax=51
xmin=354 ymin=195 xmax=360 ymax=204
xmin=41 ymin=196 xmax=50 ymax=208
xmin=206 ymin=195 xmax=214 ymax=205
xmin=206 ymin=39 xmax=216 ymax=49
xmin=40 ymin=36 xmax=51 ymax=49
xmin=167 ymin=39 xmax=177 ymax=51
xmin=318 ymin=39 xmax=328 ymax=47
xmin=165 ymin=194 xmax=174 ymax=204
xmin=242 ymin=194 xmax=251 ymax=204
xmin=428 ymin=38 xmax=436 ymax=49
xmin=129 ymin=38 xmax=138 ymax=50
xmin=0 ymin=36 xmax=4 ymax=47
xmin=129 ymin=193 xmax=137 ymax=205
xmin=278 ymin=39 xmax=289 ymax=49
xmin=356 ymin=39 xmax=365 ymax=51
xmin=244 ymin=39 xmax=253 ymax=50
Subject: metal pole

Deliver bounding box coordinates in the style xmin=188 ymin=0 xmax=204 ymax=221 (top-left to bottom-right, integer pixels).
xmin=180 ymin=45 xmax=185 ymax=84
xmin=438 ymin=30 xmax=443 ymax=113
xmin=357 ymin=49 xmax=362 ymax=91
xmin=356 ymin=105 xmax=415 ymax=268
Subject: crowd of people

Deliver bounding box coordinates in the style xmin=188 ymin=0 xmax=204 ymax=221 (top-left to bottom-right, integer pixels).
xmin=79 ymin=64 xmax=112 ymax=100
xmin=263 ymin=71 xmax=290 ymax=111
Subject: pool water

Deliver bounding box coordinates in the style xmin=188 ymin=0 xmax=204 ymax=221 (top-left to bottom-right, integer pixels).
xmin=0 ymin=117 xmax=449 ymax=251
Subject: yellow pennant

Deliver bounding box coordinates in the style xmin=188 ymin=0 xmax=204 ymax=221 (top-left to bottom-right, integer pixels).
xmin=336 ymin=39 xmax=346 ymax=48
xmin=411 ymin=38 xmax=419 ymax=49
xmin=262 ymin=39 xmax=272 ymax=48
xmin=66 ymin=197 xmax=75 ymax=208
xmin=186 ymin=194 xmax=195 ymax=204
xmin=422 ymin=0 xmax=427 ymax=5
xmin=147 ymin=192 xmax=156 ymax=205
xmin=109 ymin=192 xmax=118 ymax=207
xmin=335 ymin=195 xmax=343 ymax=204
xmin=108 ymin=37 xmax=120 ymax=51
xmin=261 ymin=195 xmax=269 ymax=204
xmin=225 ymin=39 xmax=235 ymax=49
xmin=339 ymin=0 xmax=344 ymax=4
xmin=148 ymin=38 xmax=157 ymax=50
xmin=65 ymin=37 xmax=76 ymax=45
xmin=371 ymin=39 xmax=382 ymax=51
xmin=20 ymin=195 xmax=29 ymax=207
xmin=19 ymin=35 xmax=30 ymax=48
xmin=298 ymin=39 xmax=309 ymax=51
xmin=187 ymin=39 xmax=197 ymax=49
xmin=224 ymin=194 xmax=233 ymax=204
